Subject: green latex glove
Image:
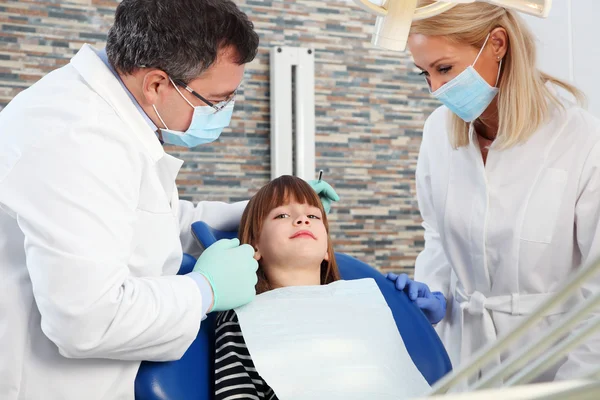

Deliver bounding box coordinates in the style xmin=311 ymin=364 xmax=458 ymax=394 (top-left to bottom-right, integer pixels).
xmin=193 ymin=238 xmax=258 ymax=312
xmin=308 ymin=179 xmax=340 ymax=214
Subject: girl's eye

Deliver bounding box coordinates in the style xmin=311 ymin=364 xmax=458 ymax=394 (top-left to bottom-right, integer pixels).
xmin=418 ymin=70 xmax=429 ymax=77
xmin=438 ymin=66 xmax=452 ymax=74
xmin=274 ymin=214 xmax=289 ymax=219
xmin=308 ymin=214 xmax=321 ymax=220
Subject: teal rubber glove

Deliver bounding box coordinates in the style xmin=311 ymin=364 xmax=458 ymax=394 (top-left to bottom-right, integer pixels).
xmin=193 ymin=238 xmax=258 ymax=312
xmin=307 ymin=179 xmax=340 ymax=214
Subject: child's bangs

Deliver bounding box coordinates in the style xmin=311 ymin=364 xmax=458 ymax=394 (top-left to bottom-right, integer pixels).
xmin=265 ymin=176 xmax=322 ymax=212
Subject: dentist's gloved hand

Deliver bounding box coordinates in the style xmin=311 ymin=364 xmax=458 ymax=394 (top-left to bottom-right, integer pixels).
xmin=308 ymin=179 xmax=340 ymax=214
xmin=386 ymin=272 xmax=447 ymax=324
xmin=193 ymin=238 xmax=258 ymax=312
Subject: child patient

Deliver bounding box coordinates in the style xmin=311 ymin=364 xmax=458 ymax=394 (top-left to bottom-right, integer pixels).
xmin=214 ymin=175 xmax=339 ymax=400
xmin=214 ymin=175 xmax=430 ymax=400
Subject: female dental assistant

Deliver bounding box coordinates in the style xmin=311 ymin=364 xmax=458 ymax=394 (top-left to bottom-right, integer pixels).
xmin=0 ymin=1 xmax=337 ymax=399
xmin=391 ymin=1 xmax=600 ymax=383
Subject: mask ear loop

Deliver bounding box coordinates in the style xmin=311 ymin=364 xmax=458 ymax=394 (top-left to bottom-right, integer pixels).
xmin=152 ymin=76 xmax=196 ymax=131
xmin=152 ymin=104 xmax=169 ymax=130
xmin=472 ymin=33 xmax=492 ymax=68
xmin=473 ymin=33 xmax=503 ymax=88
xmin=168 ymin=77 xmax=195 ymax=108
xmin=494 ymin=58 xmax=503 ymax=87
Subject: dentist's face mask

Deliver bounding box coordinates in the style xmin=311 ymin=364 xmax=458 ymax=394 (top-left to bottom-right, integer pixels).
xmin=430 ymin=34 xmax=502 ymax=123
xmin=152 ymin=77 xmax=235 ymax=148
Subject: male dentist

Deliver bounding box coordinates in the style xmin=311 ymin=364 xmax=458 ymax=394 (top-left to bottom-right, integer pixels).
xmin=0 ymin=1 xmax=337 ymax=398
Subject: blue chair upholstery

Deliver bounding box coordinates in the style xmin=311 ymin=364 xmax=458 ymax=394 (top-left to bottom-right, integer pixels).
xmin=135 ymin=254 xmax=216 ymax=400
xmin=135 ymin=221 xmax=452 ymax=399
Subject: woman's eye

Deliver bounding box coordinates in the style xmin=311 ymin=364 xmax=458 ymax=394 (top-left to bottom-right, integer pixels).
xmin=418 ymin=70 xmax=429 ymax=77
xmin=274 ymin=214 xmax=290 ymax=219
xmin=308 ymin=214 xmax=321 ymax=220
xmin=438 ymin=66 xmax=452 ymax=74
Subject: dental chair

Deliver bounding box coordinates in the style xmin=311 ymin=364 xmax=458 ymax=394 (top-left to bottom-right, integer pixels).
xmin=135 ymin=221 xmax=452 ymax=400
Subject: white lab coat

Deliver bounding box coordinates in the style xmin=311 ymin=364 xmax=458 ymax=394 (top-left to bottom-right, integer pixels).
xmin=0 ymin=45 xmax=247 ymax=400
xmin=414 ymin=92 xmax=600 ymax=385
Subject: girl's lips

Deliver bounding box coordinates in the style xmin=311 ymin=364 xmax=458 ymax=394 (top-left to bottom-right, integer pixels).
xmin=290 ymin=230 xmax=316 ymax=240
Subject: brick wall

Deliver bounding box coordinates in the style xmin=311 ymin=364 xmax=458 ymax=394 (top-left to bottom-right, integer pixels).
xmin=0 ymin=0 xmax=441 ymax=273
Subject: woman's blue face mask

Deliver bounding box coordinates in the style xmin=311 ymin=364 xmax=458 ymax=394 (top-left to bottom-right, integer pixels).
xmin=152 ymin=78 xmax=235 ymax=148
xmin=430 ymin=33 xmax=502 ymax=123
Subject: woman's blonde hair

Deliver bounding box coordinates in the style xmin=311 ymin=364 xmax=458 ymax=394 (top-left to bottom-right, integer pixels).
xmin=411 ymin=1 xmax=585 ymax=149
xmin=239 ymin=175 xmax=340 ymax=294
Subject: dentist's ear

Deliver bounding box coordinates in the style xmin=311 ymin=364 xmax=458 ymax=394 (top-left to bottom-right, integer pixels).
xmin=141 ymin=70 xmax=170 ymax=105
xmin=324 ymin=248 xmax=330 ymax=262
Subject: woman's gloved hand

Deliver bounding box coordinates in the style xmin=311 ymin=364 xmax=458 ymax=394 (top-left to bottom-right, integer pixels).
xmin=386 ymin=273 xmax=447 ymax=324
xmin=307 ymin=179 xmax=339 ymax=214
xmin=193 ymin=238 xmax=259 ymax=312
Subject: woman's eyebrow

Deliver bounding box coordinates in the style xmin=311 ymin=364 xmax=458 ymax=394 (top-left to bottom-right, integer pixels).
xmin=414 ymin=57 xmax=454 ymax=70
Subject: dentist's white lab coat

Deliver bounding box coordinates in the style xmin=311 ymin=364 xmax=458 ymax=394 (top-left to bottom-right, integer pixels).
xmin=414 ymin=94 xmax=600 ymax=384
xmin=0 ymin=45 xmax=247 ymax=400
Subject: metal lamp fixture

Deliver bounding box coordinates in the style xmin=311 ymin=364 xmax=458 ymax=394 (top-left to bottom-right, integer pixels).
xmin=353 ymin=0 xmax=552 ymax=51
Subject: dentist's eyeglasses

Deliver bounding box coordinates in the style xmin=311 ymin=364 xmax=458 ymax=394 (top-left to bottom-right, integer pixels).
xmin=172 ymin=79 xmax=236 ymax=113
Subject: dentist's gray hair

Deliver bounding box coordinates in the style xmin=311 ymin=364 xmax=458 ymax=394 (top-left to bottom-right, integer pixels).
xmin=106 ymin=0 xmax=259 ymax=83
xmin=411 ymin=1 xmax=585 ymax=149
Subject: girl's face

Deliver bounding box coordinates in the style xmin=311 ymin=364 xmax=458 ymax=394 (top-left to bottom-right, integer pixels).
xmin=254 ymin=201 xmax=329 ymax=271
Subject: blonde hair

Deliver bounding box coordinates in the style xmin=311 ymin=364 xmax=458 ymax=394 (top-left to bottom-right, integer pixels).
xmin=411 ymin=1 xmax=585 ymax=149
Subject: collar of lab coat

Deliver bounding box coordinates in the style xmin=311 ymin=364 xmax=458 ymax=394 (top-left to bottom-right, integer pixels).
xmin=70 ymin=45 xmax=184 ymax=201
xmin=69 ymin=44 xmax=165 ymax=163
xmin=95 ymin=47 xmax=159 ymax=133
xmin=468 ymin=81 xmax=566 ymax=146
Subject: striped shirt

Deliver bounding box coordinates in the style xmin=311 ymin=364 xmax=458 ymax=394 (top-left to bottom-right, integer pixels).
xmin=215 ymin=310 xmax=279 ymax=400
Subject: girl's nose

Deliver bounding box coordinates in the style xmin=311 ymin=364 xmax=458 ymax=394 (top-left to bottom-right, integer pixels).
xmin=295 ymin=216 xmax=310 ymax=225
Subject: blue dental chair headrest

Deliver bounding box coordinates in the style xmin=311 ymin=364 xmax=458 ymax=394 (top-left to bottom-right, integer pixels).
xmin=135 ymin=222 xmax=452 ymax=400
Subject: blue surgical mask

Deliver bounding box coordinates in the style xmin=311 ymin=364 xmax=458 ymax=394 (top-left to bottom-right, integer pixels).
xmin=430 ymin=33 xmax=502 ymax=123
xmin=152 ymin=78 xmax=235 ymax=148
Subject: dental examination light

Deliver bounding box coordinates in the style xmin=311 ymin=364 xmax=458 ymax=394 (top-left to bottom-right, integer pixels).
xmin=352 ymin=0 xmax=552 ymax=51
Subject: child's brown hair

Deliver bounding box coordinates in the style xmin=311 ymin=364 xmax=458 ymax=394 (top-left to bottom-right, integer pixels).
xmin=239 ymin=175 xmax=340 ymax=294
